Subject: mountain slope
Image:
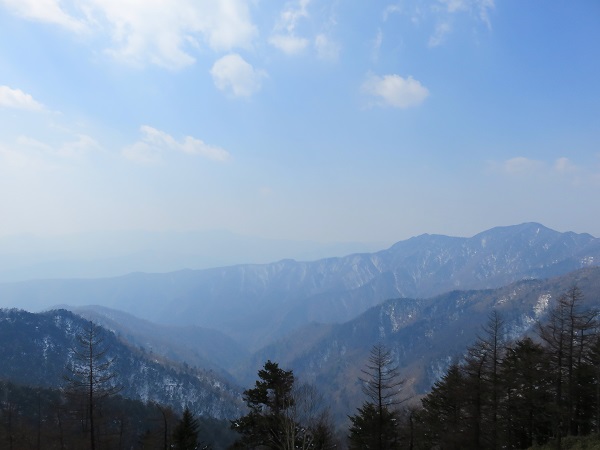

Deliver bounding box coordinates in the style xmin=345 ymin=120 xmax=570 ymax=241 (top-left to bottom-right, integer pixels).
xmin=0 ymin=223 xmax=598 ymax=350
xmin=0 ymin=308 xmax=244 ymax=419
xmin=68 ymin=305 xmax=249 ymax=376
xmin=244 ymin=266 xmax=600 ymax=422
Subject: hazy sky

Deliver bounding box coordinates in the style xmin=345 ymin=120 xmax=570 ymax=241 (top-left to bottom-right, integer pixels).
xmin=1 ymin=0 xmax=599 ymax=245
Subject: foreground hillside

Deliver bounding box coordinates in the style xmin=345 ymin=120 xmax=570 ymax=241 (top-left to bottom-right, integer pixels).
xmin=0 ymin=308 xmax=243 ymax=420
xmin=0 ymin=223 xmax=598 ymax=350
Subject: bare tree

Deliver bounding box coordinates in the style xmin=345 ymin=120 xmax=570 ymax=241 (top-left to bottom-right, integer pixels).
xmin=349 ymin=343 xmax=405 ymax=449
xmin=63 ymin=321 xmax=121 ymax=450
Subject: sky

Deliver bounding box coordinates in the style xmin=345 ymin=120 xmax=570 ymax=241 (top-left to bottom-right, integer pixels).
xmin=1 ymin=0 xmax=599 ymax=246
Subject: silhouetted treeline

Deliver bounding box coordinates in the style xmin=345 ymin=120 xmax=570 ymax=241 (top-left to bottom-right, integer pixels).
xmin=402 ymin=286 xmax=600 ymax=450
xmin=0 ymin=380 xmax=235 ymax=449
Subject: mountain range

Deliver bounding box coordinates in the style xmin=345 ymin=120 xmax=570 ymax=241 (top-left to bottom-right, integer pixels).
xmin=0 ymin=223 xmax=598 ymax=350
xmin=2 ymin=222 xmax=600 ymax=425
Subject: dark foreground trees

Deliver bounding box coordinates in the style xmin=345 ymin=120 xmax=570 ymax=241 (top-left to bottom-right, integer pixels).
xmin=172 ymin=407 xmax=209 ymax=450
xmin=414 ymin=286 xmax=600 ymax=450
xmin=230 ymin=360 xmax=336 ymax=449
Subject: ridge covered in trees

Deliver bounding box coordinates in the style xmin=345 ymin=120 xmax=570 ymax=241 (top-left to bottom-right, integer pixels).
xmin=408 ymin=285 xmax=600 ymax=449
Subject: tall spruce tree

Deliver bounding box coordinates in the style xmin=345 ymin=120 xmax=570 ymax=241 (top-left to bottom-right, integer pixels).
xmin=348 ymin=343 xmax=404 ymax=449
xmin=172 ymin=407 xmax=201 ymax=450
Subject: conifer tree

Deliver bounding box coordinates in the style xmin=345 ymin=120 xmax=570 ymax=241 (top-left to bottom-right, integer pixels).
xmin=230 ymin=360 xmax=296 ymax=449
xmin=537 ymin=285 xmax=598 ymax=441
xmin=348 ymin=343 xmax=404 ymax=449
xmin=172 ymin=407 xmax=201 ymax=450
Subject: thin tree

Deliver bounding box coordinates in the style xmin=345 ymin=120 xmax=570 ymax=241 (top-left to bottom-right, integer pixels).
xmin=63 ymin=321 xmax=121 ymax=450
xmin=348 ymin=343 xmax=405 ymax=449
xmin=537 ymin=286 xmax=598 ymax=444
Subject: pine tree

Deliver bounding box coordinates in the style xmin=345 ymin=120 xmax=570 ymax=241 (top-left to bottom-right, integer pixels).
xmin=231 ymin=360 xmax=296 ymax=449
xmin=419 ymin=363 xmax=469 ymax=450
xmin=172 ymin=407 xmax=201 ymax=450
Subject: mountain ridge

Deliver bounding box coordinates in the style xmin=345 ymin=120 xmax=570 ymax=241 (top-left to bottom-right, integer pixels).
xmin=0 ymin=223 xmax=598 ymax=350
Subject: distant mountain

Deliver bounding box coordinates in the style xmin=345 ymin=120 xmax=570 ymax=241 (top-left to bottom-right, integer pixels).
xmin=0 ymin=223 xmax=598 ymax=350
xmin=0 ymin=230 xmax=380 ymax=282
xmin=245 ymin=266 xmax=600 ymax=423
xmin=0 ymin=308 xmax=243 ymax=420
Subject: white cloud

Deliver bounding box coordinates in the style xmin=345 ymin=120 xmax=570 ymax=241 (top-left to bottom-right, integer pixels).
xmin=0 ymin=0 xmax=86 ymax=32
xmin=362 ymin=73 xmax=429 ymax=109
xmin=210 ymin=54 xmax=266 ymax=98
xmin=409 ymin=0 xmax=495 ymax=47
xmin=493 ymin=156 xmax=594 ymax=188
xmin=278 ymin=0 xmax=310 ymax=33
xmin=270 ymin=0 xmax=311 ymax=55
xmin=56 ymin=134 xmax=102 ymax=158
xmin=502 ymin=157 xmax=543 ymax=174
xmin=94 ymin=0 xmax=257 ymax=69
xmin=438 ymin=0 xmax=494 ymax=16
xmin=554 ymin=157 xmax=578 ymax=174
xmin=435 ymin=0 xmax=495 ymax=29
xmin=269 ymin=34 xmax=309 ymax=55
xmin=497 ymin=156 xmax=580 ymax=176
xmin=383 ymin=4 xmax=402 ymax=21
xmin=428 ymin=22 xmax=451 ymax=47
xmin=315 ymin=34 xmax=340 ymax=62
xmin=0 ymin=142 xmax=53 ymax=171
xmin=1 ymin=0 xmax=258 ymax=70
xmin=17 ymin=133 xmax=101 ymax=159
xmin=0 ymin=86 xmax=44 ymax=111
xmin=123 ymin=125 xmax=231 ymax=164
xmin=0 ymin=133 xmax=100 ymax=173
xmin=371 ymin=29 xmax=383 ymax=62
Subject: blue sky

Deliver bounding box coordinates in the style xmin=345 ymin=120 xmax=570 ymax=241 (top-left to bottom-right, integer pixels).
xmin=1 ymin=0 xmax=599 ymax=245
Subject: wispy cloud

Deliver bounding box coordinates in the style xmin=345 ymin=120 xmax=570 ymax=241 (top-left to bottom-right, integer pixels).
xmin=430 ymin=0 xmax=495 ymax=45
xmin=500 ymin=156 xmax=544 ymax=174
xmin=362 ymin=73 xmax=429 ymax=108
xmin=270 ymin=0 xmax=311 ymax=55
xmin=383 ymin=4 xmax=402 ymax=21
xmin=1 ymin=0 xmax=258 ymax=70
xmin=210 ymin=54 xmax=267 ymax=98
xmin=123 ymin=125 xmax=232 ymax=164
xmin=0 ymin=133 xmax=100 ymax=173
xmin=315 ymin=34 xmax=340 ymax=62
xmin=0 ymin=85 xmax=44 ymax=111
xmin=493 ymin=156 xmax=594 ymax=186
xmin=428 ymin=22 xmax=452 ymax=47
xmin=269 ymin=34 xmax=309 ymax=55
xmin=94 ymin=0 xmax=258 ymax=69
xmin=371 ymin=29 xmax=383 ymax=62
xmin=0 ymin=0 xmax=86 ymax=32
xmin=437 ymin=0 xmax=494 ymax=26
